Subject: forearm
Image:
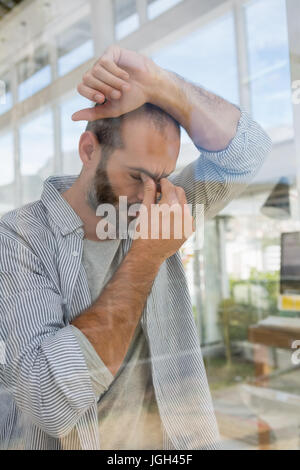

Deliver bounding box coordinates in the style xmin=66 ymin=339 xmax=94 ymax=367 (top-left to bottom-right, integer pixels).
xmin=71 ymin=246 xmax=161 ymax=377
xmin=74 ymin=45 xmax=240 ymax=146
xmin=149 ymin=66 xmax=241 ymax=151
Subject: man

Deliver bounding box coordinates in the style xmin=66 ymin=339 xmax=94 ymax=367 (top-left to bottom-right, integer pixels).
xmin=0 ymin=46 xmax=272 ymax=450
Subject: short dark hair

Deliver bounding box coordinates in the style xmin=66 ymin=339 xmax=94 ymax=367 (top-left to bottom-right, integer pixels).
xmin=85 ymin=102 xmax=181 ymax=163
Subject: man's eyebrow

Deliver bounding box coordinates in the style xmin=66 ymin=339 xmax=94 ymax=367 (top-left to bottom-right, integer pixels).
xmin=127 ymin=166 xmax=171 ymax=181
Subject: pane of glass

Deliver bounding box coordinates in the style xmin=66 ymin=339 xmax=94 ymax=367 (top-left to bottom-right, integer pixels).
xmin=0 ymin=72 xmax=13 ymax=116
xmin=114 ymin=0 xmax=139 ymax=40
xmin=152 ymin=12 xmax=239 ymax=106
xmin=250 ymin=66 xmax=293 ymax=132
xmin=0 ymin=131 xmax=15 ymax=214
xmin=19 ymin=109 xmax=54 ymax=204
xmin=151 ymin=12 xmax=239 ymax=165
xmin=147 ymin=0 xmax=183 ymax=20
xmin=245 ymin=0 xmax=293 ymax=133
xmin=0 ymin=0 xmax=297 ymax=452
xmin=17 ymin=45 xmax=51 ymax=101
xmin=57 ymin=18 xmax=94 ymax=77
xmin=60 ymin=94 xmax=92 ymax=174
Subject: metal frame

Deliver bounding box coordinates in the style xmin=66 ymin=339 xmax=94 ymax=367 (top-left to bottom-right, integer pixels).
xmin=286 ymin=0 xmax=300 ymax=221
xmin=233 ymin=0 xmax=251 ymax=111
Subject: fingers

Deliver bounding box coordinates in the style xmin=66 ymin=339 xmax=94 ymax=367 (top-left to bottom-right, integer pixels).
xmin=77 ymin=50 xmax=131 ymax=103
xmin=160 ymin=178 xmax=179 ymax=205
xmin=83 ymin=68 xmax=130 ymax=101
xmin=96 ymin=51 xmax=129 ymax=81
xmin=174 ymin=186 xmax=188 ymax=207
xmin=160 ymin=180 xmax=188 ymax=209
xmin=141 ymin=174 xmax=156 ymax=208
xmin=94 ymin=58 xmax=130 ymax=84
xmin=77 ymin=74 xmax=124 ymax=103
xmin=173 ymin=185 xmax=194 ymax=239
xmin=77 ymin=83 xmax=106 ymax=104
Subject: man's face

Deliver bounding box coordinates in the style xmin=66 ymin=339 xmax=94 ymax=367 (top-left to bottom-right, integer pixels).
xmin=87 ymin=117 xmax=180 ymax=216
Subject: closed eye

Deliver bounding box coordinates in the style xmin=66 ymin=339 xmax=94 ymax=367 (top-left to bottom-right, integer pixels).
xmin=130 ymin=174 xmax=143 ymax=182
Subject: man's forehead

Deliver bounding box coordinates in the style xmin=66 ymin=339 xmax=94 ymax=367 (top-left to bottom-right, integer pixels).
xmin=122 ymin=115 xmax=180 ymax=144
xmin=122 ymin=122 xmax=179 ymax=160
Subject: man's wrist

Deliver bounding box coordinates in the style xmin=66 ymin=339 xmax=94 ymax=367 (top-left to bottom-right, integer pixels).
xmin=146 ymin=66 xmax=191 ymax=130
xmin=147 ymin=66 xmax=176 ymax=105
xmin=129 ymin=241 xmax=165 ymax=271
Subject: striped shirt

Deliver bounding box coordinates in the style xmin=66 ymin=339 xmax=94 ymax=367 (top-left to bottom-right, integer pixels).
xmin=0 ymin=107 xmax=272 ymax=450
xmin=78 ymin=237 xmax=164 ymax=450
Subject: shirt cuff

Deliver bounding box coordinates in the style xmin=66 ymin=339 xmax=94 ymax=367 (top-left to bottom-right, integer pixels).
xmin=70 ymin=325 xmax=114 ymax=400
xmin=195 ymin=105 xmax=253 ymax=167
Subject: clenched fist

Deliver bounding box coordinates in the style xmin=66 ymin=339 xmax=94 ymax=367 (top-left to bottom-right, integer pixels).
xmin=72 ymin=45 xmax=160 ymax=122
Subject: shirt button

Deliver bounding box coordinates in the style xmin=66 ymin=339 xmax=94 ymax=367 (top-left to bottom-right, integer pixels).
xmin=72 ymin=251 xmax=79 ymax=257
xmin=76 ymin=228 xmax=83 ymax=235
xmin=62 ymin=298 xmax=68 ymax=305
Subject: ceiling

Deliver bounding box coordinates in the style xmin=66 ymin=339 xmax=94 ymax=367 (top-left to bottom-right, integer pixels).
xmin=0 ymin=0 xmax=25 ymax=20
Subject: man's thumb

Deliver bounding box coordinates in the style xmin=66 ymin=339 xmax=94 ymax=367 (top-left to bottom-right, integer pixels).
xmin=142 ymin=175 xmax=156 ymax=207
xmin=72 ymin=107 xmax=105 ymax=122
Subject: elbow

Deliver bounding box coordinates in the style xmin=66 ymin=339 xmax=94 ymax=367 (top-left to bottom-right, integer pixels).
xmin=250 ymin=125 xmax=273 ymax=177
xmin=256 ymin=124 xmax=273 ymax=159
xmin=20 ymin=394 xmax=95 ymax=439
xmin=263 ymin=130 xmax=273 ymax=155
xmin=14 ymin=358 xmax=96 ymax=439
xmin=236 ymin=121 xmax=273 ymax=180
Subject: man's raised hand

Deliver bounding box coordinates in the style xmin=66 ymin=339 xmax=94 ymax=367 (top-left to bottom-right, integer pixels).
xmin=72 ymin=45 xmax=159 ymax=122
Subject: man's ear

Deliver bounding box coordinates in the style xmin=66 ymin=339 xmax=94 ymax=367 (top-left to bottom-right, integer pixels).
xmin=79 ymin=131 xmax=101 ymax=169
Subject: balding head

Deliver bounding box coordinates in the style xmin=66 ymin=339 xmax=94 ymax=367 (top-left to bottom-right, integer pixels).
xmin=85 ymin=102 xmax=181 ymax=164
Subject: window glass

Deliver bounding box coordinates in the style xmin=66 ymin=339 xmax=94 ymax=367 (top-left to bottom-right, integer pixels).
xmin=147 ymin=0 xmax=183 ymax=20
xmin=18 ymin=46 xmax=51 ymax=101
xmin=151 ymin=12 xmax=239 ymax=165
xmin=60 ymin=94 xmax=91 ymax=174
xmin=0 ymin=72 xmax=13 ymax=115
xmin=57 ymin=18 xmax=94 ymax=77
xmin=19 ymin=109 xmax=54 ymax=204
xmin=0 ymin=0 xmax=299 ymax=451
xmin=152 ymin=12 xmax=238 ymax=105
xmin=114 ymin=0 xmax=139 ymax=40
xmin=245 ymin=0 xmax=293 ymax=136
xmin=0 ymin=131 xmax=14 ymax=214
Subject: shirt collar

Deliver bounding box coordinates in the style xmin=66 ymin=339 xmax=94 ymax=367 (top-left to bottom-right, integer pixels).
xmin=40 ymin=175 xmax=84 ymax=236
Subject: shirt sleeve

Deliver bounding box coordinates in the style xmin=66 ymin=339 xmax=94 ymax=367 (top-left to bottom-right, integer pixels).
xmin=69 ymin=325 xmax=114 ymax=400
xmin=169 ymin=106 xmax=272 ymax=221
xmin=0 ymin=235 xmax=100 ymax=438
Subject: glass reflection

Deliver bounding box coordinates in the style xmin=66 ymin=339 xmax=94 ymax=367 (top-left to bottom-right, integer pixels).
xmin=147 ymin=0 xmax=183 ymax=20
xmin=245 ymin=0 xmax=293 ymax=136
xmin=0 ymin=131 xmax=14 ymax=213
xmin=60 ymin=94 xmax=91 ymax=174
xmin=18 ymin=46 xmax=51 ymax=101
xmin=57 ymin=18 xmax=94 ymax=77
xmin=19 ymin=109 xmax=54 ymax=204
xmin=114 ymin=0 xmax=139 ymax=40
xmin=0 ymin=72 xmax=13 ymax=116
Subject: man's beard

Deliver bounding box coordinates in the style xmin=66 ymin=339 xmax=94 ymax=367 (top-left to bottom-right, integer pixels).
xmin=87 ymin=159 xmax=118 ymax=211
xmin=86 ymin=160 xmax=139 ymax=239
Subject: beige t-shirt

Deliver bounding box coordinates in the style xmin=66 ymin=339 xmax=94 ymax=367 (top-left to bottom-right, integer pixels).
xmin=76 ymin=238 xmax=164 ymax=450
